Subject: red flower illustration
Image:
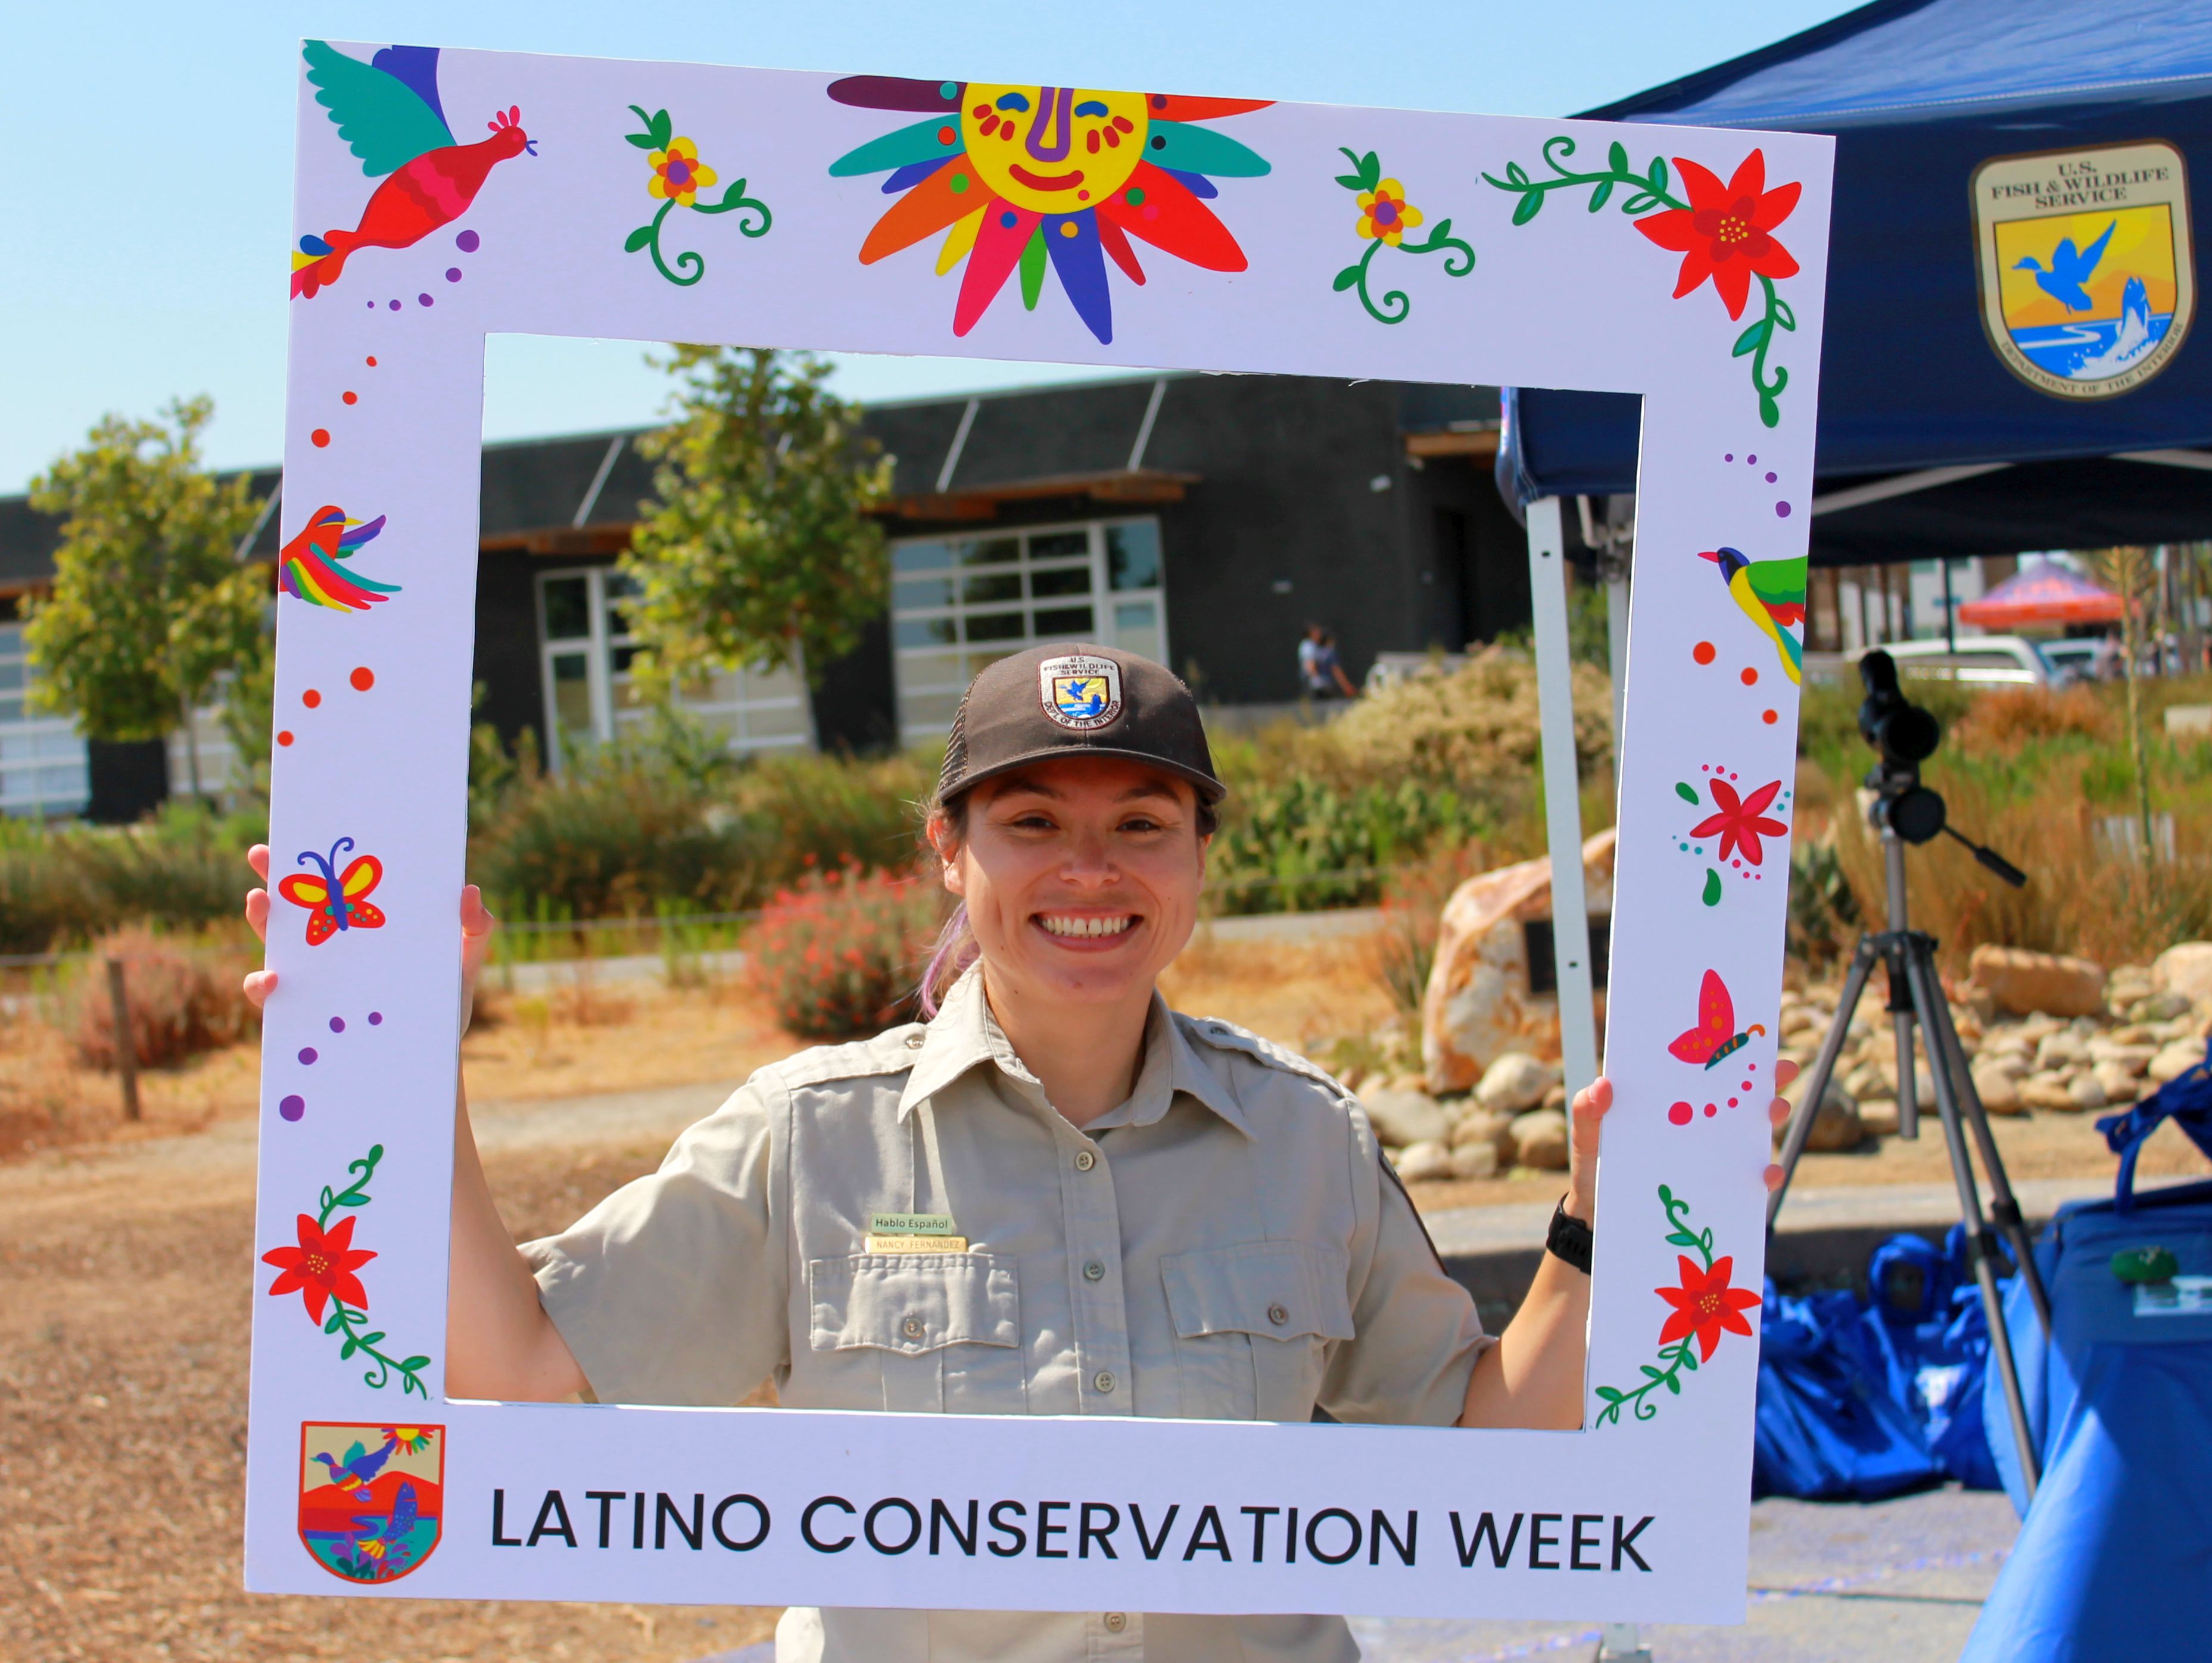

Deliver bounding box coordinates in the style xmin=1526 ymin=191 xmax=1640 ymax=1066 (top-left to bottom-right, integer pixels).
xmin=1690 ymin=777 xmax=1787 ymax=867
xmin=263 ymin=1213 xmax=376 ymax=1323
xmin=1656 ymin=1253 xmax=1761 ymax=1361
xmin=1634 ymin=149 xmax=1800 ymax=320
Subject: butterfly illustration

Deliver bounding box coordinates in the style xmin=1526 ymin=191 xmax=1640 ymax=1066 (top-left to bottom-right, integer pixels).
xmin=278 ymin=838 xmax=387 ymax=946
xmin=1667 ymin=969 xmax=1765 ymax=1070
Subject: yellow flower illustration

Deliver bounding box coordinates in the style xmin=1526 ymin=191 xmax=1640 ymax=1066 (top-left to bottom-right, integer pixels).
xmin=649 ymin=136 xmax=719 ymax=207
xmin=1356 ymin=179 xmax=1425 ymax=246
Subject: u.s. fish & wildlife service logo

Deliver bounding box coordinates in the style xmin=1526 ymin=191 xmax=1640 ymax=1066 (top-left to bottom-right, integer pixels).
xmin=1039 ymin=653 xmax=1122 ymax=731
xmin=1972 ymin=141 xmax=2195 ymax=399
xmin=298 ymin=1422 xmax=443 ymax=1583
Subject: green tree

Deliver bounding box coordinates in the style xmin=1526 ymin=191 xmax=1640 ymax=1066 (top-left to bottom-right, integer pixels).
xmin=622 ymin=347 xmax=893 ymax=705
xmin=25 ymin=397 xmax=267 ymax=799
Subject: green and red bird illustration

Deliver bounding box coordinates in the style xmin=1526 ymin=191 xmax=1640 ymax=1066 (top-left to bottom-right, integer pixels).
xmin=1700 ymin=545 xmax=1807 ymax=684
xmin=291 ymin=42 xmax=534 ymax=299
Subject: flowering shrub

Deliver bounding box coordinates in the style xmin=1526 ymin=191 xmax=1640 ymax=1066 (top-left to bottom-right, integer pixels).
xmin=747 ymin=863 xmax=945 ymax=1040
xmin=73 ymin=928 xmax=254 ymax=1070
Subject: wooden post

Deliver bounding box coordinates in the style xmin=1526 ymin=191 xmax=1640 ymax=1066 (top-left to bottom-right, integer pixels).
xmin=105 ymin=957 xmax=141 ymax=1123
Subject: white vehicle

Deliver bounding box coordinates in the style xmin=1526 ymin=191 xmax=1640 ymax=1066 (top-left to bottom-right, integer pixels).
xmin=1805 ymin=636 xmax=2058 ymax=688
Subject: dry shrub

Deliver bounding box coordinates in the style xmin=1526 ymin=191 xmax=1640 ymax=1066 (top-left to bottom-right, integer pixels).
xmin=550 ymin=970 xmax=635 ymax=1028
xmin=1831 ymin=757 xmax=2212 ymax=971
xmin=1948 ymin=685 xmax=2114 ymax=753
xmin=747 ymin=864 xmax=943 ymax=1040
xmin=1306 ymin=645 xmax=1613 ymax=789
xmin=72 ymin=930 xmax=254 ymax=1070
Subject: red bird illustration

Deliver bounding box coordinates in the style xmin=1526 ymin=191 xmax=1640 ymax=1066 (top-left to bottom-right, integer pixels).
xmin=291 ymin=42 xmax=534 ymax=299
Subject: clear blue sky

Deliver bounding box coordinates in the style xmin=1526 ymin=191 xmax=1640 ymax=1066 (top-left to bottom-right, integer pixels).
xmin=0 ymin=0 xmax=1863 ymax=494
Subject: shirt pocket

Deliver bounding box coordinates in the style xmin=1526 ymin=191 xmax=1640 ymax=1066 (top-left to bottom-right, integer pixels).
xmin=1161 ymin=1240 xmax=1354 ymax=1422
xmin=806 ymin=1253 xmax=1024 ymax=1415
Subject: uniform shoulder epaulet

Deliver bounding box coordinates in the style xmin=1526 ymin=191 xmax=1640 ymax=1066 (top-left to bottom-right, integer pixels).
xmin=1181 ymin=1012 xmax=1351 ymax=1100
xmin=771 ymin=1023 xmax=929 ymax=1090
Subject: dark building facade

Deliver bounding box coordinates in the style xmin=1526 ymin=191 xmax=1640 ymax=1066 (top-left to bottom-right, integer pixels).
xmin=0 ymin=372 xmax=1531 ymax=809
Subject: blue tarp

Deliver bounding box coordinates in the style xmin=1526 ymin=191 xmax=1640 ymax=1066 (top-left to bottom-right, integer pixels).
xmin=1504 ymin=0 xmax=2212 ymax=561
xmin=1962 ymin=1052 xmax=2212 ymax=1661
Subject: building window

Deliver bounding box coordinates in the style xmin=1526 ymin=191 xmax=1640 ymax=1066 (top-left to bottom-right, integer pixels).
xmin=537 ymin=567 xmax=811 ymax=766
xmin=0 ymin=620 xmax=89 ymax=819
xmin=889 ymin=517 xmax=1167 ymax=741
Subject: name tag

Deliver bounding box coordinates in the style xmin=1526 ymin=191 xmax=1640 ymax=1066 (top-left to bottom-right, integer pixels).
xmin=870 ymin=1212 xmax=957 ymax=1236
xmin=865 ymin=1235 xmax=970 ymax=1254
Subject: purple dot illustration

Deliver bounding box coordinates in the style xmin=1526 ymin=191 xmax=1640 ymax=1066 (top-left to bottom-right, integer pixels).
xmin=364 ymin=300 xmax=374 ymax=309
xmin=446 ymin=267 xmax=463 ymax=282
xmin=1724 ymin=453 xmax=1734 ymax=462
xmin=280 ymin=1095 xmax=306 ymax=1122
xmin=1776 ymin=501 xmax=1794 ymax=518
xmin=388 ymin=298 xmax=401 ymax=310
xmin=329 ymin=1016 xmax=346 ymax=1033
xmin=1746 ymin=454 xmax=1758 ymax=465
xmin=368 ymin=1010 xmax=384 ymax=1025
xmin=418 ymin=292 xmax=434 ymax=307
xmin=456 ymin=229 xmax=480 ymax=252
xmin=298 ymin=1046 xmax=319 ymax=1065
xmin=1765 ymin=471 xmax=1777 ymax=483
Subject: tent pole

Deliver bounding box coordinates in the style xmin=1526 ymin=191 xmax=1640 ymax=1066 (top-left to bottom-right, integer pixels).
xmin=1526 ymin=497 xmax=1600 ymax=1099
xmin=1943 ymin=558 xmax=1956 ymax=652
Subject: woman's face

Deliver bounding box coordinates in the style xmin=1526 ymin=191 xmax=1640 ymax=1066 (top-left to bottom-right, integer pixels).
xmin=937 ymin=756 xmax=1208 ymax=1014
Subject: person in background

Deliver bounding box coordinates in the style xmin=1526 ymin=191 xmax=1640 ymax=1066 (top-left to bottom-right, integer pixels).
xmin=1298 ymin=623 xmax=1359 ymax=700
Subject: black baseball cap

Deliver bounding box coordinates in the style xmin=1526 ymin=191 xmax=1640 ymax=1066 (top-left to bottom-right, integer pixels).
xmin=936 ymin=643 xmax=1226 ymax=805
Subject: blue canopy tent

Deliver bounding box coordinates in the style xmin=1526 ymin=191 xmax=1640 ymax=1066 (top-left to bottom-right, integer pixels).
xmin=1510 ymin=0 xmax=2212 ymax=1110
xmin=1501 ymin=0 xmax=2212 ymax=561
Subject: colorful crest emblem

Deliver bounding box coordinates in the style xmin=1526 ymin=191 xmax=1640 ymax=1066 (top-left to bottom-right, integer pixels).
xmin=1038 ymin=653 xmax=1122 ymax=729
xmin=1973 ymin=141 xmax=2195 ymax=399
xmin=298 ymin=1422 xmax=444 ymax=1583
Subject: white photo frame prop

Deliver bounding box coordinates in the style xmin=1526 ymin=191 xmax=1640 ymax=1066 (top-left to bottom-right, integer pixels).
xmin=248 ymin=42 xmax=1831 ymax=1622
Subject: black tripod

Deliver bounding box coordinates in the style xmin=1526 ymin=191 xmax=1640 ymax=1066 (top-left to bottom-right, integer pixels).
xmin=1770 ymin=666 xmax=2056 ymax=1497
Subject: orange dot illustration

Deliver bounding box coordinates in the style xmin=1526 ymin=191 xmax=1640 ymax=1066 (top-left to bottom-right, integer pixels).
xmin=310 ymin=429 xmax=329 ymax=447
xmin=278 ymin=730 xmax=295 ymax=746
xmin=341 ymin=391 xmax=358 ymax=405
xmin=1740 ymin=666 xmax=1759 ymax=685
xmin=1762 ymin=709 xmax=1779 ymax=725
xmin=350 ymin=666 xmax=375 ymax=691
xmin=303 ymin=689 xmax=322 ymax=708
xmin=1692 ymin=641 xmax=1716 ymax=664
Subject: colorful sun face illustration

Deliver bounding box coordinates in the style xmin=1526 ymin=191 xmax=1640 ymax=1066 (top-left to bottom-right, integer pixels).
xmin=827 ymin=77 xmax=1272 ymax=344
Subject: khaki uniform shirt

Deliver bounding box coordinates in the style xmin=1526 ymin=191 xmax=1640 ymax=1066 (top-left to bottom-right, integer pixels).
xmin=524 ymin=968 xmax=1491 ymax=1662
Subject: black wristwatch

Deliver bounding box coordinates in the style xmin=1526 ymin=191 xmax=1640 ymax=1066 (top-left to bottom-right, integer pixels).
xmin=1547 ymin=1197 xmax=1593 ymax=1274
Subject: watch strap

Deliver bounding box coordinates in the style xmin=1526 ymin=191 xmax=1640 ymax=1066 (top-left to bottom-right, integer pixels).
xmin=1547 ymin=1197 xmax=1593 ymax=1274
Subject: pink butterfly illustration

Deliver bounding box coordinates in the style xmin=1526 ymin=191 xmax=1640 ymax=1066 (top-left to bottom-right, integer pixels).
xmin=1668 ymin=969 xmax=1766 ymax=1071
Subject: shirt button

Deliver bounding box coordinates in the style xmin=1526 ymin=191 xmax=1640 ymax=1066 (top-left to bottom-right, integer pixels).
xmin=1083 ymin=1260 xmax=1106 ymax=1282
xmin=1267 ymin=1303 xmax=1289 ymax=1326
xmin=1093 ymin=1370 xmax=1116 ymax=1393
xmin=1104 ymin=1612 xmax=1128 ymax=1633
xmin=902 ymin=1316 xmax=924 ymax=1339
xmin=1074 ymin=1150 xmax=1097 ymax=1172
xmin=904 ymin=1032 xmax=926 ymax=1050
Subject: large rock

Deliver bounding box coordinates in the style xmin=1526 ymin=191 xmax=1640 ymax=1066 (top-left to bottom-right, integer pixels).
xmin=1965 ymin=946 xmax=2107 ymax=1019
xmin=1422 ymin=829 xmax=1616 ymax=1095
xmin=2148 ymin=1040 xmax=2207 ymax=1085
xmin=1362 ymin=1088 xmax=1450 ymax=1150
xmin=2019 ymin=1072 xmax=2078 ymax=1111
xmin=1782 ymin=1075 xmax=1864 ymax=1152
xmin=2152 ymin=942 xmax=2212 ymax=1008
xmin=1970 ymin=1062 xmax=2025 ymax=1116
xmin=1476 ymin=1052 xmax=1557 ymax=1115
xmin=1509 ymin=1109 xmax=1572 ymax=1171
xmin=1448 ymin=1143 xmax=1500 ymax=1181
xmin=1448 ymin=1109 xmax=1515 ymax=1159
xmin=2092 ymin=1062 xmax=2142 ymax=1105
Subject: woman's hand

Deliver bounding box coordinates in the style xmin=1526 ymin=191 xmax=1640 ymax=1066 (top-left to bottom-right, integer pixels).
xmin=241 ymin=844 xmax=497 ymax=1018
xmin=1563 ymin=1058 xmax=1799 ymax=1223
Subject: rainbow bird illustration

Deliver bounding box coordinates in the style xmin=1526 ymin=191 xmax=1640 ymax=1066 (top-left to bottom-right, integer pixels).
xmin=1700 ymin=545 xmax=1807 ymax=684
xmin=291 ymin=42 xmax=534 ymax=299
xmin=279 ymin=506 xmax=398 ymax=612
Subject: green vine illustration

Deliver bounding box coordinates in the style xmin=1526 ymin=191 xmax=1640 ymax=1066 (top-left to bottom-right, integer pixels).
xmin=1593 ymin=1182 xmax=1760 ymax=1427
xmin=260 ymin=1144 xmax=432 ymax=1399
xmin=1329 ymin=148 xmax=1474 ymax=325
xmin=622 ymin=106 xmax=773 ymax=287
xmin=1484 ymin=135 xmax=1799 ymax=427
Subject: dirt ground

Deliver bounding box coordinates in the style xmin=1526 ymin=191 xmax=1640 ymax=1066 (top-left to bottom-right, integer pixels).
xmin=2 ymin=934 xmax=2204 ymax=1662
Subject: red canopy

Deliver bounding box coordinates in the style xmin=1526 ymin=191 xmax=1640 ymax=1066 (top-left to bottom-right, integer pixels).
xmin=1958 ymin=564 xmax=2123 ymax=628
